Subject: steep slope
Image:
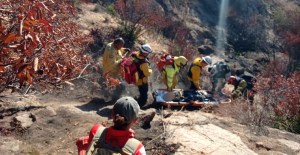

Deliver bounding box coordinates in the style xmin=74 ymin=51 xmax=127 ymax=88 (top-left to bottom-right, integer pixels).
xmin=1 ymin=2 xmax=300 ymax=155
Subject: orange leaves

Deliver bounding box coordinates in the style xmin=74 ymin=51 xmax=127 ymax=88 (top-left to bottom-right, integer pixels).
xmin=2 ymin=34 xmax=21 ymax=44
xmin=0 ymin=66 xmax=5 ymax=73
xmin=1 ymin=47 xmax=9 ymax=54
xmin=24 ymin=19 xmax=40 ymax=27
xmin=0 ymin=0 xmax=92 ymax=93
xmin=255 ymin=61 xmax=300 ymax=122
xmin=16 ymin=66 xmax=34 ymax=85
xmin=104 ymin=74 xmax=121 ymax=90
xmin=285 ymin=32 xmax=300 ymax=45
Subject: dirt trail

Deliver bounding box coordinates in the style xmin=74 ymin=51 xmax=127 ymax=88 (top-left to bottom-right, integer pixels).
xmin=0 ymin=90 xmax=170 ymax=155
xmin=1 ymin=89 xmax=300 ymax=155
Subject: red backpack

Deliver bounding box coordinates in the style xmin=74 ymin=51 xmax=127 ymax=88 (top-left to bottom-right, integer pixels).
xmin=157 ymin=54 xmax=174 ymax=71
xmin=120 ymin=52 xmax=145 ymax=84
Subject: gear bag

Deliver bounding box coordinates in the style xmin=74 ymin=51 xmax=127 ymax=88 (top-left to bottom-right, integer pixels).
xmin=86 ymin=126 xmax=141 ymax=155
xmin=157 ymin=54 xmax=174 ymax=71
xmin=120 ymin=52 xmax=145 ymax=84
xmin=239 ymin=74 xmax=256 ymax=90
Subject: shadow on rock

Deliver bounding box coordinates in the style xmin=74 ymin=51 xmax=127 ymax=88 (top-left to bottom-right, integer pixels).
xmin=76 ymin=97 xmax=114 ymax=113
xmin=97 ymin=107 xmax=113 ymax=118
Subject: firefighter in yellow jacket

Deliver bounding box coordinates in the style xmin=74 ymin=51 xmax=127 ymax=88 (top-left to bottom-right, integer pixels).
xmin=161 ymin=56 xmax=188 ymax=91
xmin=102 ymin=38 xmax=129 ymax=78
xmin=131 ymin=44 xmax=153 ymax=106
xmin=187 ymin=56 xmax=212 ymax=90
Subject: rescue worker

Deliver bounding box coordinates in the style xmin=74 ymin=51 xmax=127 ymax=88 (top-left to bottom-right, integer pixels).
xmin=131 ymin=44 xmax=153 ymax=106
xmin=161 ymin=56 xmax=188 ymax=91
xmin=227 ymin=75 xmax=247 ymax=99
xmin=102 ymin=38 xmax=130 ymax=78
xmin=101 ymin=38 xmax=130 ymax=101
xmin=187 ymin=56 xmax=212 ymax=90
xmin=208 ymin=61 xmax=231 ymax=97
xmin=227 ymin=75 xmax=253 ymax=102
xmin=76 ymin=96 xmax=146 ymax=155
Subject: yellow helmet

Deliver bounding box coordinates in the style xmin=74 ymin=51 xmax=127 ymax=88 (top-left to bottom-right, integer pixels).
xmin=174 ymin=56 xmax=188 ymax=67
xmin=193 ymin=57 xmax=202 ymax=66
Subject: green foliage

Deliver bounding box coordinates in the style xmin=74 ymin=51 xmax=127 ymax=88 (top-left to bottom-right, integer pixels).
xmin=106 ymin=4 xmax=117 ymax=16
xmin=113 ymin=0 xmax=170 ymax=47
xmin=115 ymin=25 xmax=137 ymax=48
xmin=72 ymin=0 xmax=81 ymax=6
xmin=273 ymin=10 xmax=288 ymax=29
xmin=274 ymin=116 xmax=300 ymax=133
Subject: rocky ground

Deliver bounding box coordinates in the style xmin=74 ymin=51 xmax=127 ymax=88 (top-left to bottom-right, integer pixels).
xmin=1 ymin=2 xmax=300 ymax=155
xmin=1 ymin=87 xmax=300 ymax=155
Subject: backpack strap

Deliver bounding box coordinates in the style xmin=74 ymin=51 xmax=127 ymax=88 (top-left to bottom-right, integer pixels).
xmin=134 ymin=57 xmax=147 ymax=79
xmin=122 ymin=138 xmax=141 ymax=154
xmin=87 ymin=126 xmax=141 ymax=155
xmin=86 ymin=126 xmax=107 ymax=155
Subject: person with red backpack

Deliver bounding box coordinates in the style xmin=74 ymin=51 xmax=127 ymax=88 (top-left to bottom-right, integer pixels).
xmin=131 ymin=44 xmax=153 ymax=106
xmin=159 ymin=55 xmax=188 ymax=91
xmin=102 ymin=38 xmax=130 ymax=78
xmin=101 ymin=38 xmax=130 ymax=101
xmin=119 ymin=44 xmax=153 ymax=106
xmin=76 ymin=96 xmax=146 ymax=155
xmin=187 ymin=56 xmax=212 ymax=90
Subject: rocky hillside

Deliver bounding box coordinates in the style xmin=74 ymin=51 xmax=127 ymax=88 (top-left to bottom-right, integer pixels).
xmin=154 ymin=0 xmax=293 ymax=51
xmin=151 ymin=0 xmax=299 ymax=74
xmin=97 ymin=0 xmax=298 ymax=75
xmin=1 ymin=1 xmax=300 ymax=155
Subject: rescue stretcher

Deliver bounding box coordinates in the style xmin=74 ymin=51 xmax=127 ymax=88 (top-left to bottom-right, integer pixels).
xmin=152 ymin=89 xmax=231 ymax=107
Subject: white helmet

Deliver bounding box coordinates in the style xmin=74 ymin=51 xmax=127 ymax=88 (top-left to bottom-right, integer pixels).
xmin=202 ymin=56 xmax=212 ymax=65
xmin=140 ymin=44 xmax=152 ymax=54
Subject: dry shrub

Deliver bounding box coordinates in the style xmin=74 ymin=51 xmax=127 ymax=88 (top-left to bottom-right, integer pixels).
xmin=215 ymin=97 xmax=272 ymax=135
xmin=0 ymin=0 xmax=92 ymax=93
xmin=216 ymin=99 xmax=251 ymax=122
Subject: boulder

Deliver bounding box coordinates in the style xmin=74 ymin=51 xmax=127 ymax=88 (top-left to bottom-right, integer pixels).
xmin=139 ymin=108 xmax=156 ymax=129
xmin=198 ymin=45 xmax=215 ymax=55
xmin=12 ymin=113 xmax=36 ymax=129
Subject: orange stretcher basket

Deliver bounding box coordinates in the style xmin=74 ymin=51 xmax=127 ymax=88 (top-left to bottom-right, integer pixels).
xmin=152 ymin=89 xmax=231 ymax=107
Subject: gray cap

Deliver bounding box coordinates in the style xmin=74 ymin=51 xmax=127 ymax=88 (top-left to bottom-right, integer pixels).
xmin=113 ymin=96 xmax=140 ymax=124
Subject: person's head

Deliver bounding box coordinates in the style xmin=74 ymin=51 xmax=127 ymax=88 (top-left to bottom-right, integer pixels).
xmin=113 ymin=38 xmax=125 ymax=50
xmin=201 ymin=56 xmax=212 ymax=66
xmin=174 ymin=56 xmax=188 ymax=68
xmin=112 ymin=96 xmax=140 ymax=130
xmin=193 ymin=56 xmax=212 ymax=67
xmin=139 ymin=44 xmax=152 ymax=57
xmin=227 ymin=76 xmax=237 ymax=85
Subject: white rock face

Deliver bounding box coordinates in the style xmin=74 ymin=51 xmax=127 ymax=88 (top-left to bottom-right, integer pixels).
xmin=165 ymin=113 xmax=257 ymax=155
xmin=13 ymin=113 xmax=34 ymax=128
xmin=277 ymin=139 xmax=300 ymax=152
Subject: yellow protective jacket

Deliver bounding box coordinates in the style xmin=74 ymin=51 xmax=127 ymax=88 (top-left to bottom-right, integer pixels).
xmin=135 ymin=52 xmax=152 ymax=86
xmin=162 ymin=63 xmax=179 ymax=90
xmin=102 ymin=42 xmax=126 ymax=78
xmin=187 ymin=57 xmax=206 ymax=89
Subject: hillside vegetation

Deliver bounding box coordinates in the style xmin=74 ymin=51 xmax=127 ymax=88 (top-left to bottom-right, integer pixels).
xmin=0 ymin=0 xmax=300 ymax=154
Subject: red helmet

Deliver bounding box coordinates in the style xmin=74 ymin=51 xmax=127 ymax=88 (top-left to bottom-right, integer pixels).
xmin=228 ymin=76 xmax=236 ymax=85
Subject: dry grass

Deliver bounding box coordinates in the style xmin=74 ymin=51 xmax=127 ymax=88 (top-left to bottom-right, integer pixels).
xmin=213 ymin=94 xmax=275 ymax=135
